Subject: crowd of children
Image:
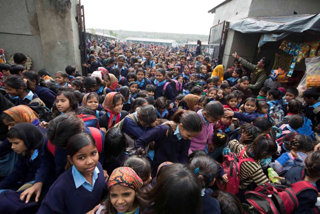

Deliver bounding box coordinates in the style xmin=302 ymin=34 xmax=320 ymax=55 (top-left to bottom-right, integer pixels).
xmin=0 ymin=42 xmax=320 ymax=214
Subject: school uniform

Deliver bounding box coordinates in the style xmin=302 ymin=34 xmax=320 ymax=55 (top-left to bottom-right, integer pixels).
xmin=137 ymin=78 xmax=151 ymax=90
xmin=37 ymin=162 xmax=106 ymax=214
xmin=35 ymin=85 xmax=56 ymax=108
xmin=122 ymin=112 xmax=153 ymax=140
xmin=154 ymin=80 xmax=175 ymax=101
xmin=99 ymin=110 xmax=128 ymax=130
xmin=304 ymin=101 xmax=320 ymax=129
xmin=234 ymin=111 xmax=259 ymax=123
xmin=136 ymin=124 xmax=190 ymax=176
xmin=201 ymin=188 xmax=221 ymax=214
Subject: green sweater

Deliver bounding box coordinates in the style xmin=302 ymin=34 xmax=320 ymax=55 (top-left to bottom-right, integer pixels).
xmin=238 ymin=57 xmax=267 ymax=92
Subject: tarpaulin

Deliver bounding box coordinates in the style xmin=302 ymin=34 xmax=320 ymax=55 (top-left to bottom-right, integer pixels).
xmin=230 ymin=13 xmax=320 ymax=34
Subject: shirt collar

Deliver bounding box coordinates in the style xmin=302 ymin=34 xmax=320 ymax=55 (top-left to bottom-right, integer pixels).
xmin=174 ymin=125 xmax=182 ymax=140
xmin=31 ymin=149 xmax=39 ymax=161
xmin=72 ymin=165 xmax=100 ymax=189
xmin=200 ymin=110 xmax=209 ymax=126
xmin=23 ymin=90 xmax=34 ymax=101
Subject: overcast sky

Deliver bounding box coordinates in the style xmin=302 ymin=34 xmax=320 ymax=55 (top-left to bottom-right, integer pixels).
xmin=82 ymin=0 xmax=224 ymax=35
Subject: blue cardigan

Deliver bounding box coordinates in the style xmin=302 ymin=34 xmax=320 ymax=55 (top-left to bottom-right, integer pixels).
xmin=154 ymin=82 xmax=175 ymax=101
xmin=37 ymin=162 xmax=106 ymax=214
xmin=136 ymin=125 xmax=190 ymax=176
xmin=35 ymin=85 xmax=56 ymax=109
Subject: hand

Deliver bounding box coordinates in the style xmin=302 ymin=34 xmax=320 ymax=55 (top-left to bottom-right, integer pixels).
xmin=232 ymin=52 xmax=239 ymax=59
xmin=136 ymin=147 xmax=146 ymax=156
xmin=162 ymin=121 xmax=177 ymax=131
xmin=103 ymin=170 xmax=109 ymax=182
xmin=20 ymin=182 xmax=43 ymax=203
xmin=40 ymin=121 xmax=49 ymax=129
xmin=314 ymin=143 xmax=320 ymax=151
xmin=86 ymin=204 xmax=101 ymax=214
xmin=222 ymin=174 xmax=229 ymax=183
xmin=224 ymin=109 xmax=234 ymax=117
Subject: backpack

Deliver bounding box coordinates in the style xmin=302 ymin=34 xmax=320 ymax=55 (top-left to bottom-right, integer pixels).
xmin=268 ymin=101 xmax=284 ymax=125
xmin=244 ymin=181 xmax=318 ymax=214
xmin=28 ymin=100 xmax=52 ymax=122
xmin=77 ymin=114 xmax=99 ymax=129
xmin=217 ymin=147 xmax=255 ymax=195
xmin=47 ymin=127 xmax=103 ymax=155
xmin=163 ymin=79 xmax=182 ymax=97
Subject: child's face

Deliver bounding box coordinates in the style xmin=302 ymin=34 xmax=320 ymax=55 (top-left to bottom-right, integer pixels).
xmin=184 ymin=67 xmax=190 ymax=75
xmin=2 ymin=69 xmax=10 ymax=76
xmin=208 ymin=90 xmax=217 ymax=99
xmin=220 ymin=116 xmax=232 ymax=126
xmin=207 ymin=82 xmax=215 ymax=89
xmin=136 ymin=72 xmax=144 ymax=81
xmin=177 ymin=76 xmax=183 ymax=84
xmin=113 ymin=99 xmax=123 ymax=114
xmin=267 ymin=92 xmax=273 ymax=101
xmin=179 ymin=124 xmax=201 ymax=140
xmin=117 ymin=58 xmax=125 ymax=67
xmin=190 ymin=68 xmax=196 ymax=74
xmin=259 ymin=90 xmax=266 ymax=97
xmin=68 ymin=143 xmax=99 ymax=179
xmin=224 ymin=87 xmax=232 ymax=94
xmin=201 ymin=67 xmax=207 ymax=74
xmin=4 ymin=84 xmax=20 ymax=97
xmin=232 ymin=71 xmax=239 ymax=78
xmin=55 ymin=74 xmax=66 ymax=84
xmin=228 ymin=98 xmax=238 ymax=109
xmin=244 ymin=101 xmax=257 ymax=113
xmin=155 ymin=71 xmax=165 ymax=82
xmin=284 ymin=92 xmax=296 ymax=102
xmin=261 ymin=105 xmax=268 ymax=114
xmin=8 ymin=137 xmax=27 ymax=154
xmin=147 ymin=91 xmax=154 ymax=97
xmin=217 ymin=90 xmax=224 ymax=99
xmin=240 ymin=80 xmax=250 ymax=90
xmin=56 ymin=94 xmax=71 ymax=113
xmin=180 ymin=58 xmax=186 ymax=65
xmin=71 ymin=84 xmax=80 ymax=91
xmin=129 ymin=84 xmax=138 ymax=94
xmin=190 ymin=76 xmax=196 ymax=82
xmin=110 ymin=184 xmax=136 ymax=213
xmin=173 ymin=68 xmax=179 ymax=76
xmin=86 ymin=97 xmax=99 ymax=111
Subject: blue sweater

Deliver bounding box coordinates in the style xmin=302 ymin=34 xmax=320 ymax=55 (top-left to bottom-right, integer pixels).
xmin=154 ymin=82 xmax=175 ymax=101
xmin=122 ymin=113 xmax=152 ymax=140
xmin=136 ymin=125 xmax=190 ymax=176
xmin=35 ymin=85 xmax=56 ymax=109
xmin=202 ymin=188 xmax=221 ymax=214
xmin=234 ymin=112 xmax=259 ymax=123
xmin=37 ymin=162 xmax=106 ymax=214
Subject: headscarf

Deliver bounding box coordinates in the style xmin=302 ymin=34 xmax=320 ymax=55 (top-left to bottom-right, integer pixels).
xmin=9 ymin=123 xmax=43 ymax=151
xmin=91 ymin=71 xmax=103 ymax=81
xmin=102 ymin=92 xmax=121 ymax=129
xmin=211 ymin=64 xmax=224 ymax=83
xmin=108 ymin=73 xmax=118 ymax=91
xmin=108 ymin=167 xmax=143 ymax=191
xmin=3 ymin=105 xmax=39 ymax=124
xmin=182 ymin=94 xmax=201 ymax=111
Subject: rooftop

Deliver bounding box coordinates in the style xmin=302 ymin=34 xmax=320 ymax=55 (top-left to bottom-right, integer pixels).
xmin=208 ymin=0 xmax=232 ymax=13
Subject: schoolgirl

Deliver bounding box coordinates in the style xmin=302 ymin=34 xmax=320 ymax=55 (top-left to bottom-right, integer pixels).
xmin=52 ymin=88 xmax=78 ymax=117
xmin=223 ymin=93 xmax=239 ymax=112
xmin=153 ymin=68 xmax=175 ymax=101
xmin=225 ymin=97 xmax=259 ymax=123
xmin=82 ymin=92 xmax=101 ymax=119
xmin=155 ymin=96 xmax=169 ymax=119
xmin=136 ymin=68 xmax=151 ymax=90
xmin=55 ymin=71 xmax=69 ymax=88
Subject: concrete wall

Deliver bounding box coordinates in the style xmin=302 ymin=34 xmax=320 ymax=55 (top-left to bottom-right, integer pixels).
xmin=0 ymin=0 xmax=81 ymax=75
xmin=222 ymin=30 xmax=260 ymax=67
xmin=212 ymin=0 xmax=252 ymax=26
xmin=249 ymin=0 xmax=320 ymax=17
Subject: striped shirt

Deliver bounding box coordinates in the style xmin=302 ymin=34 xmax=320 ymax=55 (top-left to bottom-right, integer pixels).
xmin=229 ymin=139 xmax=269 ymax=189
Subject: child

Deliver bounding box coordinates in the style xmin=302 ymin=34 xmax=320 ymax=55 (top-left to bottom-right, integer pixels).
xmin=226 ymin=68 xmax=241 ymax=87
xmin=82 ymin=92 xmax=101 ymax=118
xmin=189 ymin=101 xmax=224 ymax=154
xmin=0 ymin=123 xmax=43 ymax=190
xmin=53 ymin=88 xmax=78 ymax=117
xmin=220 ymin=82 xmax=231 ymax=94
xmin=223 ymin=93 xmax=239 ymax=112
xmin=225 ymin=97 xmax=259 ymax=123
xmin=55 ymin=71 xmax=69 ymax=88
xmin=216 ymin=88 xmax=226 ymax=104
xmin=199 ymin=65 xmax=208 ymax=81
xmin=123 ymin=155 xmax=152 ymax=187
xmin=1 ymin=105 xmax=40 ymax=128
xmin=98 ymin=167 xmax=143 ymax=214
xmin=270 ymin=134 xmax=314 ymax=175
xmin=65 ymin=65 xmax=77 ymax=81
xmin=136 ymin=68 xmax=151 ymax=90
xmin=189 ymin=155 xmax=221 ymax=214
xmin=83 ymin=77 xmax=104 ymax=95
xmin=38 ymin=133 xmax=107 ymax=213
xmin=155 ymin=96 xmax=169 ymax=119
xmin=207 ymin=87 xmax=218 ymax=101
xmin=4 ymin=75 xmax=39 ymax=105
xmin=284 ymin=87 xmax=298 ymax=104
xmin=129 ymin=81 xmax=139 ymax=99
xmin=103 ymin=73 xmax=118 ymax=93
xmin=303 ymin=88 xmax=320 ymax=129
xmin=119 ymin=86 xmax=131 ymax=112
xmin=99 ymin=92 xmax=128 ymax=131
xmin=257 ymin=101 xmax=268 ymax=118
xmin=126 ymin=73 xmax=137 ymax=83
xmin=232 ymin=76 xmax=253 ymax=100
xmin=267 ymin=88 xmax=285 ymax=125
xmin=146 ymin=84 xmax=155 ymax=98
xmin=257 ymin=86 xmax=269 ymax=101
xmin=153 ymin=68 xmax=175 ymax=101
xmin=136 ymin=110 xmax=203 ymax=176
xmin=71 ymin=79 xmax=83 ymax=91
xmin=0 ymin=63 xmax=11 ymax=85
xmin=205 ymin=77 xmax=220 ymax=91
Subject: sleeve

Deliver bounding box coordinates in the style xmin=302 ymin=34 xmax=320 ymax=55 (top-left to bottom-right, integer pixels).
xmin=234 ymin=112 xmax=257 ymax=123
xmin=0 ymin=156 xmax=25 ymax=189
xmin=135 ymin=125 xmax=167 ymax=149
xmin=122 ymin=117 xmax=146 ymax=139
xmin=34 ymin=141 xmax=56 ymax=184
xmin=249 ymin=73 xmax=267 ymax=90
xmin=165 ymin=84 xmax=176 ymax=102
xmin=229 ymin=139 xmax=243 ymax=154
xmin=216 ymin=162 xmax=226 ymax=178
xmin=238 ymin=57 xmax=257 ymax=71
xmin=178 ymin=141 xmax=190 ymax=164
xmin=241 ymin=161 xmax=269 ymax=186
xmin=37 ymin=181 xmax=66 ymax=214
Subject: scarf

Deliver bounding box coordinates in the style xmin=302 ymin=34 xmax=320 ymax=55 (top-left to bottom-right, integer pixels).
xmin=182 ymin=94 xmax=200 ymax=110
xmin=108 ymin=167 xmax=143 ymax=191
xmin=154 ymin=79 xmax=166 ymax=87
xmin=156 ymin=109 xmax=168 ymax=118
xmin=102 ymin=92 xmax=121 ymax=129
xmin=136 ymin=78 xmax=145 ymax=88
xmin=4 ymin=105 xmax=39 ymax=124
xmin=108 ymin=73 xmax=119 ymax=91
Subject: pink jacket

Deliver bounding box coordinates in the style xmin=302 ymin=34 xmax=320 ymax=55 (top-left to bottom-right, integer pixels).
xmin=189 ymin=110 xmax=214 ymax=155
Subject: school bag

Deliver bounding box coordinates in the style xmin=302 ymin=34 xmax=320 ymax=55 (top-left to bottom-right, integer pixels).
xmin=267 ymin=101 xmax=284 ymax=126
xmin=47 ymin=127 xmax=104 ymax=155
xmin=217 ymin=147 xmax=255 ymax=195
xmin=163 ymin=79 xmax=182 ymax=97
xmin=28 ymin=98 xmax=52 ymax=122
xmin=244 ymin=180 xmax=318 ymax=214
xmin=77 ymin=114 xmax=100 ymax=129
